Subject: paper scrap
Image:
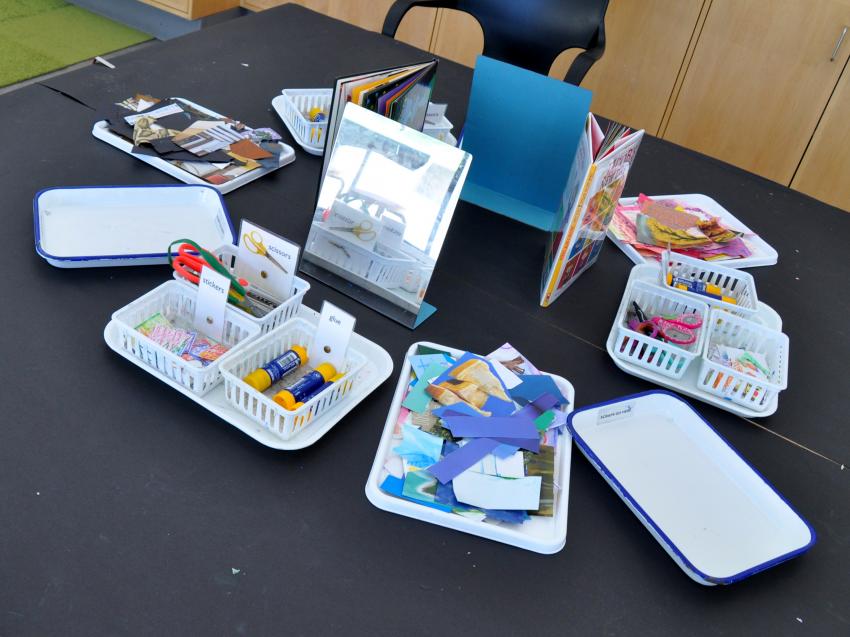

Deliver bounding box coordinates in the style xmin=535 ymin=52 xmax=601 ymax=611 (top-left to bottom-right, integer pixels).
xmin=392 ymin=424 xmax=444 ymax=468
xmin=442 ymin=415 xmax=538 ymax=439
xmin=402 ymin=362 xmax=451 ymax=412
xmin=492 ymin=444 xmax=519 ymax=458
xmin=410 ymin=353 xmax=453 ymax=380
xmin=452 ymin=471 xmax=542 ymax=511
xmin=470 ymin=449 xmax=526 ymax=478
xmin=489 ymin=359 xmax=522 ymax=389
xmin=509 ymin=375 xmax=568 ymax=406
xmin=428 ymin=438 xmax=501 ymax=484
xmin=380 ymin=475 xmax=451 ymax=512
xmin=534 ymin=410 xmax=555 ymax=431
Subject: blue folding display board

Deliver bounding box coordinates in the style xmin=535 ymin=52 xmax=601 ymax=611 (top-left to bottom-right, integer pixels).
xmin=460 ymin=56 xmax=592 ymax=231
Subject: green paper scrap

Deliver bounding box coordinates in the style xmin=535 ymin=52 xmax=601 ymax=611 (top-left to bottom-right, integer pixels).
xmin=534 ymin=410 xmax=555 ymax=431
xmin=525 ymin=444 xmax=555 ymax=516
xmin=401 ymin=362 xmax=450 ymax=413
xmin=416 ymin=345 xmax=454 ymax=357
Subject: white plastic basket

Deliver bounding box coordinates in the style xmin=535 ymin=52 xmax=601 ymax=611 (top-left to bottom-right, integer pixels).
xmin=277 ymin=89 xmax=332 ymax=155
xmin=111 ymin=281 xmax=261 ymax=396
xmin=173 ymin=243 xmax=310 ymax=334
xmin=661 ymin=252 xmax=758 ymax=318
xmin=309 ymin=224 xmax=423 ymax=289
xmin=613 ymin=280 xmax=710 ymax=380
xmin=219 ymin=318 xmax=368 ymax=440
xmin=697 ymin=310 xmax=789 ymax=411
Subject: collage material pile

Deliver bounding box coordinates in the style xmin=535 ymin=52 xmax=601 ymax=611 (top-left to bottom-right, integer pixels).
xmin=611 ymin=193 xmax=756 ymax=261
xmin=380 ymin=343 xmax=570 ymax=523
xmin=102 ymin=93 xmax=286 ymax=186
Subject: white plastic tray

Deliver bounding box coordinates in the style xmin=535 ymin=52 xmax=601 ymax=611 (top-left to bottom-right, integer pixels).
xmin=606 ymin=264 xmax=782 ymax=418
xmin=92 ymin=98 xmax=296 ymax=194
xmin=34 ymin=185 xmax=235 ymax=268
xmin=608 ymin=194 xmax=778 ymax=268
xmin=103 ymin=305 xmax=393 ymax=450
xmin=568 ymin=391 xmax=815 ymax=584
xmin=366 ymin=341 xmax=575 ymax=554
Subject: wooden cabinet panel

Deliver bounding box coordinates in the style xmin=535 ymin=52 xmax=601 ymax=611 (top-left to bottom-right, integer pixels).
xmin=552 ymin=0 xmax=706 ymax=134
xmin=791 ymin=63 xmax=850 ymax=211
xmin=241 ymin=1 xmax=437 ymax=51
xmin=664 ymin=0 xmax=850 ymax=184
xmin=429 ymin=1 xmax=706 ymax=135
xmin=143 ymin=0 xmax=239 ymax=20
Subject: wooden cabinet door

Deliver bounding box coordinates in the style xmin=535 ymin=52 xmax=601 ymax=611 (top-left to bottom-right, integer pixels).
xmin=791 ymin=61 xmax=850 ymax=211
xmin=664 ymin=0 xmax=850 ymax=184
xmin=243 ymin=1 xmax=436 ymax=50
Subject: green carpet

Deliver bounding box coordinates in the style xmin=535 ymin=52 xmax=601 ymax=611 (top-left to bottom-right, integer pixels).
xmin=0 ymin=0 xmax=152 ymax=88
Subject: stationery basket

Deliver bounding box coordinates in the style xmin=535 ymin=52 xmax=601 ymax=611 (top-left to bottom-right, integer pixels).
xmin=111 ymin=281 xmax=260 ymax=396
xmin=278 ymin=89 xmax=332 ymax=155
xmin=309 ymin=224 xmax=425 ymax=290
xmin=176 ymin=243 xmax=311 ymax=334
xmin=613 ymin=280 xmax=709 ymax=380
xmin=661 ymin=252 xmax=758 ymax=318
xmin=697 ymin=310 xmax=789 ymax=411
xmin=219 ymin=318 xmax=368 ymax=440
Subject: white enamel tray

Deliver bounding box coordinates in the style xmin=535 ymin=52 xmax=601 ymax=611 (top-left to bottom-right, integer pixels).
xmin=34 ymin=185 xmax=234 ymax=268
xmin=568 ymin=391 xmax=815 ymax=584
xmin=608 ymin=194 xmax=778 ymax=268
xmin=606 ymin=264 xmax=782 ymax=418
xmin=92 ymin=98 xmax=295 ymax=194
xmin=366 ymin=341 xmax=575 ymax=554
xmin=103 ymin=305 xmax=393 ymax=450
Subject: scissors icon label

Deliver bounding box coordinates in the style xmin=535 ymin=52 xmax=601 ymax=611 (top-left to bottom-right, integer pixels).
xmin=243 ymin=230 xmax=289 ymax=275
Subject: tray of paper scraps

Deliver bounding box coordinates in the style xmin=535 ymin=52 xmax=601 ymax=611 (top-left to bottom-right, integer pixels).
xmin=104 ymin=303 xmax=393 ymax=450
xmin=608 ymin=193 xmax=778 ymax=268
xmin=366 ymin=342 xmax=575 ymax=554
xmin=606 ymin=263 xmax=787 ymax=418
xmin=93 ymin=94 xmax=295 ymax=193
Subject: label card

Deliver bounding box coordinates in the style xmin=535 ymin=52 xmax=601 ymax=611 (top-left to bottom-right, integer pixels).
xmin=193 ymin=265 xmax=230 ymax=341
xmin=236 ymin=219 xmax=300 ymax=303
xmin=310 ymin=301 xmax=356 ymax=370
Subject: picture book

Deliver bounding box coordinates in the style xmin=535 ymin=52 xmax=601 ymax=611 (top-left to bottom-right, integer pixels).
xmin=319 ymin=60 xmax=438 ymax=184
xmin=540 ymin=117 xmax=644 ymax=307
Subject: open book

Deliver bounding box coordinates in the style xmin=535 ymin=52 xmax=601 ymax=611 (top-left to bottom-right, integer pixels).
xmin=540 ymin=117 xmax=644 ymax=307
xmin=319 ymin=60 xmax=438 ymax=185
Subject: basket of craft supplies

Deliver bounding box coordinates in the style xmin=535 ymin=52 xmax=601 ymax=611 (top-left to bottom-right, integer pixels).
xmin=613 ymin=280 xmax=710 ymax=380
xmin=111 ymin=280 xmax=261 ymax=396
xmin=276 ymin=89 xmax=332 ymax=155
xmin=661 ymin=251 xmax=758 ymax=318
xmin=174 ymin=243 xmax=311 ymax=334
xmin=220 ymin=317 xmax=368 ymax=440
xmin=697 ymin=309 xmax=789 ymax=411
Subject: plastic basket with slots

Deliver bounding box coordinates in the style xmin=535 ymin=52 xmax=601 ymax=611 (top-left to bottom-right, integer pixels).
xmin=661 ymin=252 xmax=758 ymax=318
xmin=613 ymin=280 xmax=710 ymax=380
xmin=697 ymin=310 xmax=789 ymax=411
xmin=274 ymin=89 xmax=332 ymax=156
xmin=174 ymin=243 xmax=310 ymax=334
xmin=220 ymin=318 xmax=368 ymax=440
xmin=111 ymin=281 xmax=261 ymax=396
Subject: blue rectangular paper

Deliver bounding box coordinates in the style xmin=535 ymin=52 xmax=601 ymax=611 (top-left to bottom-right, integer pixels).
xmin=509 ymin=375 xmax=568 ymax=406
xmin=442 ymin=415 xmax=538 ymax=439
xmin=460 ymin=56 xmax=592 ymax=230
xmin=428 ymin=438 xmax=501 ymax=484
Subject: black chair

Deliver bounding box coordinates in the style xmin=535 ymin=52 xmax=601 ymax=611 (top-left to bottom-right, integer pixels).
xmin=381 ymin=0 xmax=610 ymax=85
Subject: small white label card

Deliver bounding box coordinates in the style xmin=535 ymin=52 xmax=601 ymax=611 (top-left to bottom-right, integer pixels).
xmin=193 ymin=265 xmax=230 ymax=341
xmin=310 ymin=301 xmax=356 ymax=370
xmin=236 ymin=219 xmax=300 ymax=302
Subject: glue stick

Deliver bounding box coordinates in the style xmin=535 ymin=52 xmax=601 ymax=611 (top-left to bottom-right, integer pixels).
xmin=272 ymin=363 xmax=336 ymax=410
xmin=243 ymin=345 xmax=307 ymax=392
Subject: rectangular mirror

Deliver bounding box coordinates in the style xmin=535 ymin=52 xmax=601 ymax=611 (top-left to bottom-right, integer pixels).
xmin=301 ymin=103 xmax=472 ymax=328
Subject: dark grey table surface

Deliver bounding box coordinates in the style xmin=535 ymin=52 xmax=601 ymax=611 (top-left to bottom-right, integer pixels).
xmin=1 ymin=5 xmax=848 ymax=636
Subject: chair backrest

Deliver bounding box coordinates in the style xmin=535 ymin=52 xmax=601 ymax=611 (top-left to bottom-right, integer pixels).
xmin=383 ymin=0 xmax=610 ymax=81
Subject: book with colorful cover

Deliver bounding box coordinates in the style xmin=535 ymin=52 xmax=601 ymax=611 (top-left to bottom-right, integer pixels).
xmin=319 ymin=60 xmax=438 ymax=185
xmin=540 ymin=116 xmax=644 ymax=307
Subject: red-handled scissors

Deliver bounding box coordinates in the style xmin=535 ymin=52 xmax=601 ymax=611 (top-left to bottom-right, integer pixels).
xmin=627 ymin=303 xmax=703 ymax=346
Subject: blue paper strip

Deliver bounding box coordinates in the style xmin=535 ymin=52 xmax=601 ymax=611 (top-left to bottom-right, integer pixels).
xmin=442 ymin=415 xmax=538 ymax=439
xmin=428 ymin=438 xmax=501 ymax=484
